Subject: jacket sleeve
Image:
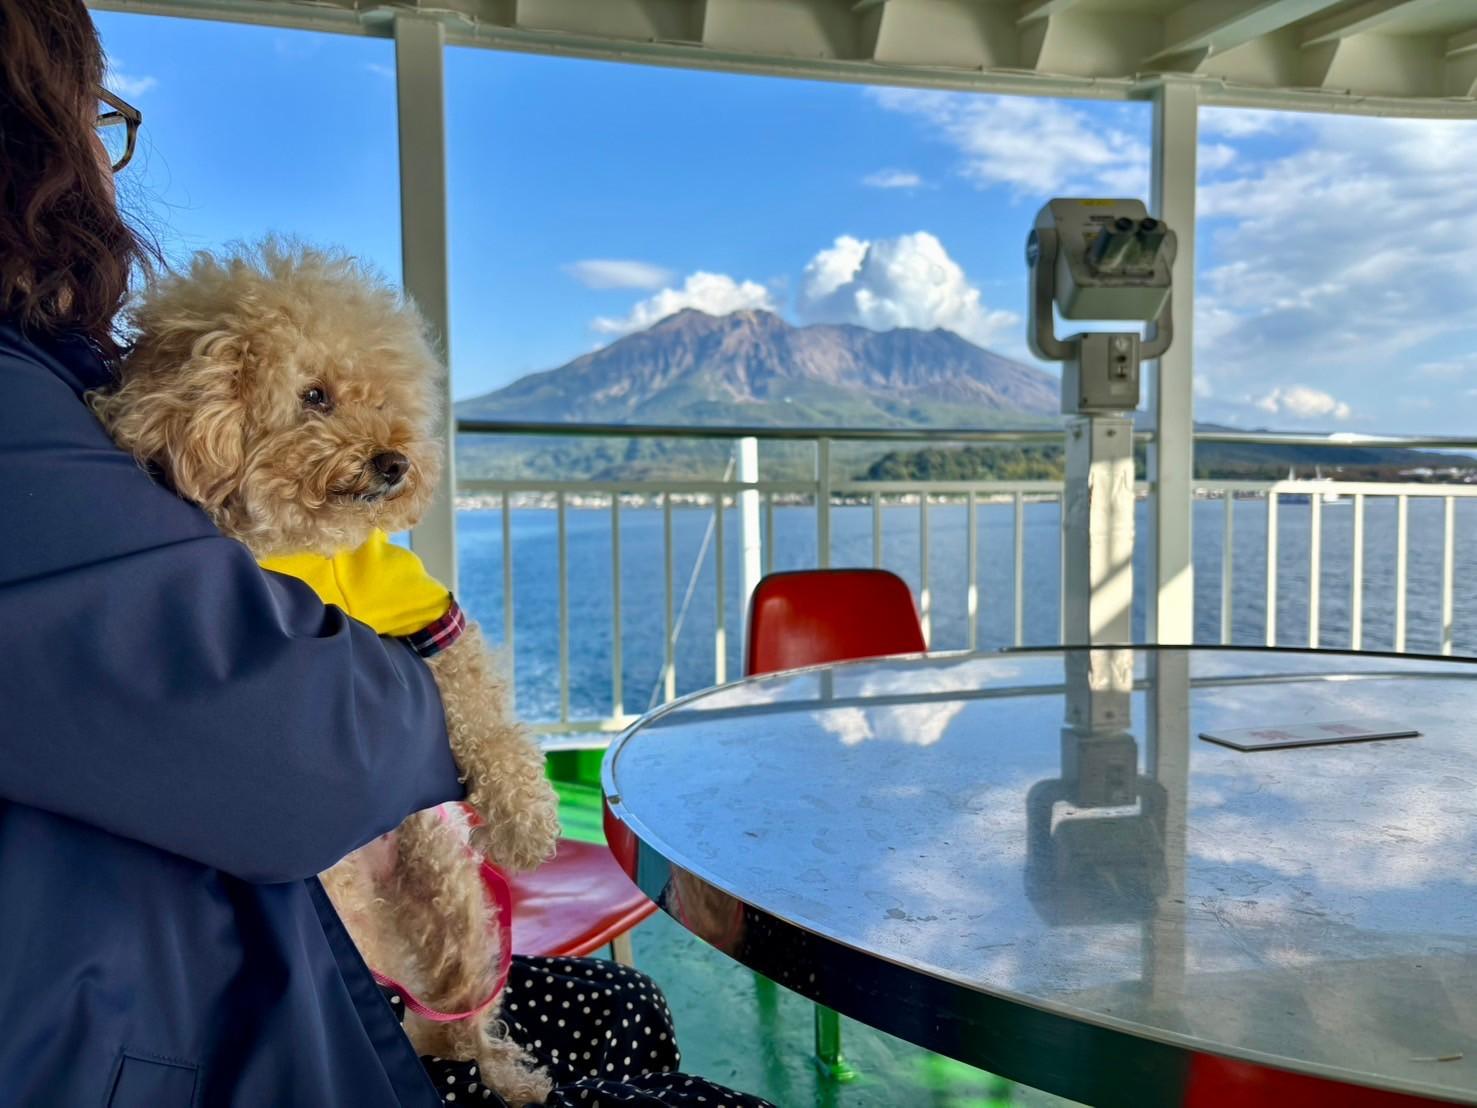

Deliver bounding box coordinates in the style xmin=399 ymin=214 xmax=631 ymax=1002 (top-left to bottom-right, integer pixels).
xmin=0 ymin=340 xmax=465 ymax=884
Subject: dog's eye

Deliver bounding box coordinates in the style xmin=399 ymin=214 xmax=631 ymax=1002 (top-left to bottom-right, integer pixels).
xmin=301 ymin=386 xmax=333 ymax=413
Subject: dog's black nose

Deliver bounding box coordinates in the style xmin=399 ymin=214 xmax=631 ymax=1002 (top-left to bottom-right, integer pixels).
xmin=371 ymin=451 xmax=409 ymax=484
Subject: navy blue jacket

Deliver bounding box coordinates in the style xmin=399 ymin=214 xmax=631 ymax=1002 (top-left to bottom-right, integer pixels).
xmin=0 ymin=321 xmax=462 ymax=1107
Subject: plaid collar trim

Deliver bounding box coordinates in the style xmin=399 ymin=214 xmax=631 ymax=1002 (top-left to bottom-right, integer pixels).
xmin=403 ymin=597 xmax=467 ymax=658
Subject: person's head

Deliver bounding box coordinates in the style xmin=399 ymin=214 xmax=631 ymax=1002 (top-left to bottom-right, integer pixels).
xmin=0 ymin=0 xmax=151 ymax=356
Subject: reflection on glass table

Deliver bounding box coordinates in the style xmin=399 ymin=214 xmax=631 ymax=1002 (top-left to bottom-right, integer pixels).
xmin=605 ymin=647 xmax=1477 ymax=1107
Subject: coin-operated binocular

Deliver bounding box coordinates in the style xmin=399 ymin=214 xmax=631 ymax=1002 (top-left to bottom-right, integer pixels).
xmin=1026 ymin=198 xmax=1176 ymax=416
xmin=1026 ymin=199 xmax=1178 ymax=647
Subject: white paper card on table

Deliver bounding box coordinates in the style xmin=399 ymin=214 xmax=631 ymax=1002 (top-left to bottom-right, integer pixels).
xmin=1198 ymin=720 xmax=1420 ymax=752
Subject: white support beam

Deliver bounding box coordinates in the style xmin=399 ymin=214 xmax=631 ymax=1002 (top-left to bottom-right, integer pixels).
xmin=1148 ymin=0 xmax=1343 ymax=63
xmin=867 ymin=0 xmax=1018 ymax=68
xmin=1448 ymin=25 xmax=1477 ymax=57
xmin=1018 ymin=0 xmax=1082 ymax=24
xmin=1300 ymin=0 xmax=1449 ymax=46
xmin=1147 ymin=80 xmax=1197 ymax=646
xmin=700 ymin=0 xmax=863 ymax=59
xmin=395 ymin=14 xmax=459 ymax=591
xmin=89 ymin=0 xmax=1477 ymax=117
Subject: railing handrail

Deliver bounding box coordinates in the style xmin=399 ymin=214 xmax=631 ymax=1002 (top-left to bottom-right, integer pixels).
xmin=457 ymin=418 xmax=1477 ymax=454
xmin=1193 ymin=429 xmax=1477 ymax=451
xmin=455 ymin=418 xmax=1106 ymax=444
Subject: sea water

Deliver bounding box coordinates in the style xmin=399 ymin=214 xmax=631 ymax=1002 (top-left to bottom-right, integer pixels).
xmin=455 ymin=498 xmax=1477 ymax=724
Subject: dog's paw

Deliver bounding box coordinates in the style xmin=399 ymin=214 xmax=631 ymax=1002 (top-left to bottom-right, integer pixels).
xmin=469 ymin=783 xmax=561 ymax=873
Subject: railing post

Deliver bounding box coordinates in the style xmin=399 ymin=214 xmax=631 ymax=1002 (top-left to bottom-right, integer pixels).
xmin=1351 ymin=493 xmax=1364 ymax=650
xmin=395 ymin=13 xmax=457 ymax=590
xmin=1220 ymin=491 xmax=1234 ymax=644
xmin=1443 ymin=496 xmax=1456 ymax=656
xmin=816 ymin=437 xmax=832 ymax=569
xmin=1147 ymin=79 xmax=1198 ymax=645
xmin=737 ymin=437 xmax=762 ymax=642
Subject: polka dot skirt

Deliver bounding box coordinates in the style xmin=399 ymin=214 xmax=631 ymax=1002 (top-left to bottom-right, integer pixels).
xmin=385 ymin=955 xmax=774 ymax=1108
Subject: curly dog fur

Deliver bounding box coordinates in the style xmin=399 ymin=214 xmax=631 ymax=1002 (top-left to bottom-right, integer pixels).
xmin=91 ymin=239 xmax=561 ymax=1105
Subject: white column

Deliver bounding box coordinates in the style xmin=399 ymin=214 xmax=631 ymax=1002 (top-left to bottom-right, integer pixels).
xmin=1062 ymin=416 xmax=1136 ymax=646
xmin=1147 ymin=80 xmax=1198 ymax=645
xmin=737 ymin=437 xmax=762 ymax=639
xmin=396 ymin=14 xmax=458 ymax=590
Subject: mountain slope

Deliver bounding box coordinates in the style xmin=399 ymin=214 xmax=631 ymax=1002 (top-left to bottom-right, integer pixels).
xmin=453 ymin=309 xmax=1474 ymax=481
xmin=457 ymin=308 xmax=1059 ymax=428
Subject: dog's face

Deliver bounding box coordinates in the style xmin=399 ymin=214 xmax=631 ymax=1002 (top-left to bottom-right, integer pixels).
xmin=95 ymin=242 xmax=443 ymax=558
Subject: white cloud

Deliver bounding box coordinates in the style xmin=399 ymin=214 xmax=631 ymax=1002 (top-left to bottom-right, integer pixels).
xmin=564 ymin=259 xmax=675 ymax=291
xmin=862 ymin=168 xmax=924 ymax=190
xmin=1199 ymin=108 xmax=1286 ymax=138
xmin=364 ymin=62 xmax=395 ymax=80
xmin=797 ymin=232 xmax=1018 ymax=347
xmin=1416 ymin=354 xmax=1477 ymax=379
xmin=1198 ymin=142 xmax=1238 ymax=174
xmin=1190 ymin=112 xmax=1477 ymax=429
xmin=1254 ymin=385 xmax=1351 ymax=422
xmin=592 ymin=271 xmax=776 ymax=335
xmin=869 ymin=88 xmax=1148 ymax=197
xmin=105 ymin=62 xmax=157 ymax=99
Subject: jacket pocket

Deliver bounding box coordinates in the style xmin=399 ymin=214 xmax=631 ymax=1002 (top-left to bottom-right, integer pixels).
xmin=106 ymin=1051 xmax=199 ymax=1108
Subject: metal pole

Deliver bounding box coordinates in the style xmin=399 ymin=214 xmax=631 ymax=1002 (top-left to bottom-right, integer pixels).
xmin=395 ymin=14 xmax=457 ymax=590
xmin=817 ymin=438 xmax=832 ymax=569
xmin=1062 ymin=416 xmax=1135 ymax=646
xmin=737 ymin=437 xmax=762 ymax=641
xmin=1147 ymin=79 xmax=1198 ymax=644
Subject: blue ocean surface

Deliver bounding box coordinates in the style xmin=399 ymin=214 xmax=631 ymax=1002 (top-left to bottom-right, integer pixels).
xmin=454 ymin=498 xmax=1477 ymax=724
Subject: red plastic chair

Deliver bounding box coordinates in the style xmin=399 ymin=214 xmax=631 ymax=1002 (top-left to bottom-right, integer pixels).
xmin=468 ymin=792 xmax=654 ymax=963
xmin=504 ymin=832 xmax=655 ymax=960
xmin=746 ymin=568 xmax=927 ymax=674
xmin=744 ymin=568 xmax=927 ymax=1078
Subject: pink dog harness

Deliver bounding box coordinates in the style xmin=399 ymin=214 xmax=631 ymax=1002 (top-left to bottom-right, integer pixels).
xmin=368 ymin=807 xmax=515 ymax=1024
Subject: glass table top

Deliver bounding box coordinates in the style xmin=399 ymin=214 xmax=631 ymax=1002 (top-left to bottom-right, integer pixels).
xmin=605 ymin=648 xmax=1477 ymax=1102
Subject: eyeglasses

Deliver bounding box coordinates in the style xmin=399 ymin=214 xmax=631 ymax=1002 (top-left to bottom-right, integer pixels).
xmin=96 ymin=87 xmax=142 ymax=173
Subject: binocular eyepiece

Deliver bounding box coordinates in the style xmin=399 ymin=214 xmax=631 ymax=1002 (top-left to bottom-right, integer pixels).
xmin=1088 ymin=216 xmax=1166 ymax=275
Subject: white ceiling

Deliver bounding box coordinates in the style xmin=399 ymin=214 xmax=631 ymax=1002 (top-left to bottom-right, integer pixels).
xmin=92 ymin=0 xmax=1477 ymax=116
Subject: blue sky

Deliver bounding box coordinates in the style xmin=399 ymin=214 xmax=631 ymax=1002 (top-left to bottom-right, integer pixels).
xmin=95 ymin=10 xmax=1477 ymax=434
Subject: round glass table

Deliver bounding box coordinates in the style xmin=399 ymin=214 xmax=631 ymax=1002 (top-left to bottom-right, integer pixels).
xmin=602 ymin=647 xmax=1477 ymax=1106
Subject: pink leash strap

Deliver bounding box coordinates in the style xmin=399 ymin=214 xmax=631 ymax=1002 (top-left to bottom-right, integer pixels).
xmin=370 ymin=814 xmax=515 ymax=1024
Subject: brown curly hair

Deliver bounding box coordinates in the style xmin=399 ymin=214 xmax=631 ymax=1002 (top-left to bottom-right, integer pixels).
xmin=0 ymin=0 xmax=153 ymax=357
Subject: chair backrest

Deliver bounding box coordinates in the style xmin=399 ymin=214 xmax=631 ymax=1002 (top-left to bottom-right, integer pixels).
xmin=744 ymin=568 xmax=927 ymax=677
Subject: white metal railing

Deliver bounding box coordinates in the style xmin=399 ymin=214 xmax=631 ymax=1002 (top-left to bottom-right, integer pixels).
xmin=1195 ymin=479 xmax=1477 ymax=656
xmin=454 ymin=421 xmax=1093 ymax=739
xmin=455 ymin=421 xmax=1477 ymax=739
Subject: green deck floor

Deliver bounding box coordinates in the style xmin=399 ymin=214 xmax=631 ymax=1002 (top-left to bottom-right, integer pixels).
xmin=550 ymin=758 xmax=1082 ymax=1108
xmin=628 ymin=910 xmax=1081 ymax=1108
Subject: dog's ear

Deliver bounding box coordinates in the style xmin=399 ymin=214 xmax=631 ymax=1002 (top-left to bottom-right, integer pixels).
xmin=92 ymin=330 xmax=248 ymax=515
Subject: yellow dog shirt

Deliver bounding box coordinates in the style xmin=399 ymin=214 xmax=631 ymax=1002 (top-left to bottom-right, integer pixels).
xmin=260 ymin=529 xmax=466 ymax=656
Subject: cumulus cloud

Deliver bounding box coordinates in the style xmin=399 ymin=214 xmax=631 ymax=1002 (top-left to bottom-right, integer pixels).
xmin=869 ymin=88 xmax=1149 ymax=196
xmin=797 ymin=232 xmax=1018 ymax=347
xmin=1254 ymin=385 xmax=1351 ymax=421
xmin=862 ymin=168 xmax=924 ymax=189
xmin=592 ymin=271 xmax=776 ymax=335
xmin=565 ymin=259 xmax=674 ymax=290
